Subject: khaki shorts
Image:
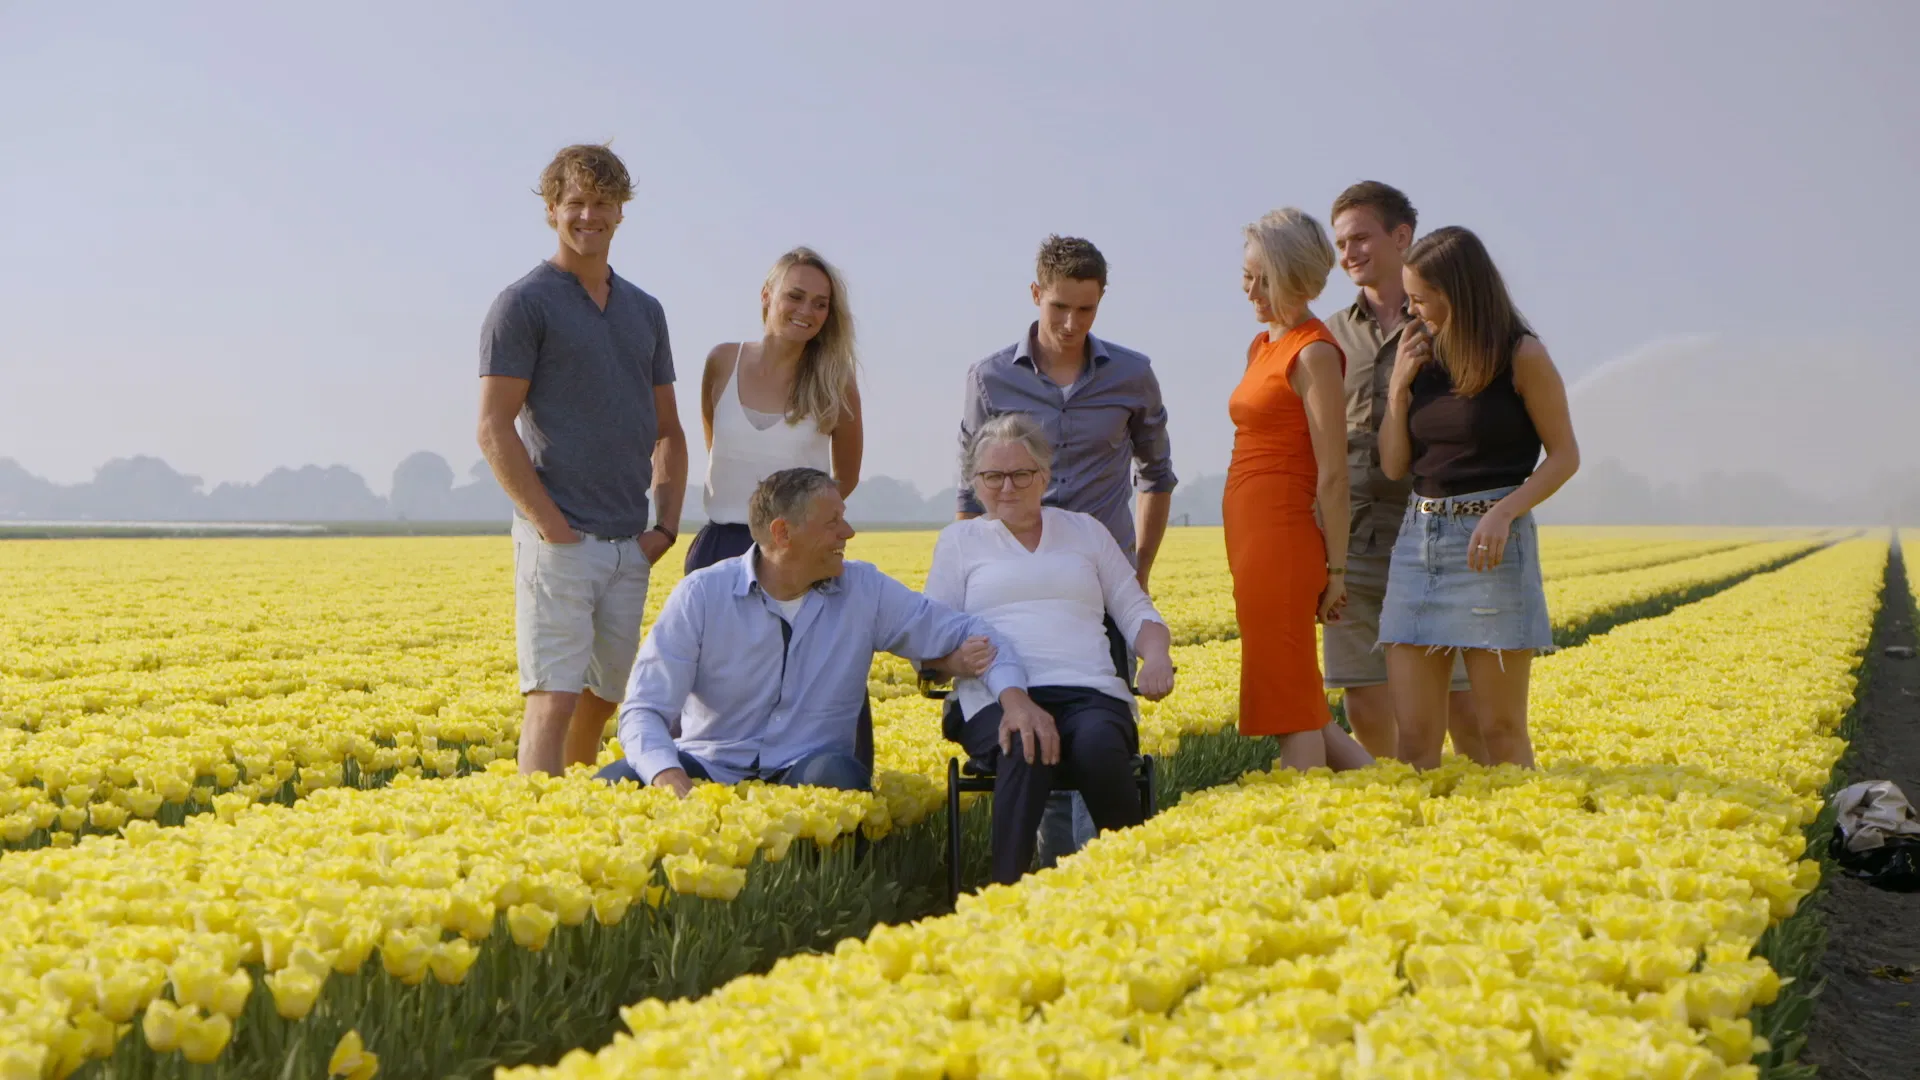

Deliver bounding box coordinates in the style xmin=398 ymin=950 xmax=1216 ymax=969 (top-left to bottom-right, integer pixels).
xmin=1324 ymin=546 xmax=1469 ymax=691
xmin=512 ymin=518 xmax=653 ymax=702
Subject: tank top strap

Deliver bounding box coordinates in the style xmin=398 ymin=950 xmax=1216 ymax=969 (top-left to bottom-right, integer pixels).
xmin=728 ymin=342 xmax=747 ymax=407
xmin=703 ymin=340 xmax=834 ymax=523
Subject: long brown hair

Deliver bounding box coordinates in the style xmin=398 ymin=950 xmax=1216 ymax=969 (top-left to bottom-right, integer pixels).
xmin=1404 ymin=226 xmax=1532 ymax=396
xmin=760 ymin=247 xmax=858 ymax=432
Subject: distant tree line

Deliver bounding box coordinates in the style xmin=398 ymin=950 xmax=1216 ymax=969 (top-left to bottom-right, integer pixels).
xmin=3 ymin=454 xmax=1915 ymax=526
xmin=0 ymin=453 xmax=511 ymax=523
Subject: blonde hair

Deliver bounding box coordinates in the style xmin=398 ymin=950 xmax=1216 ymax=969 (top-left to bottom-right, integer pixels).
xmin=538 ymin=144 xmax=632 ymax=207
xmin=965 ymin=412 xmax=1054 ymax=480
xmin=761 ymin=247 xmax=858 ymax=432
xmin=1242 ymin=208 xmax=1336 ymax=311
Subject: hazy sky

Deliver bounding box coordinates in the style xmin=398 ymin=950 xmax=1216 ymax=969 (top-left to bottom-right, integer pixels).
xmin=3 ymin=2 xmax=1915 ymax=495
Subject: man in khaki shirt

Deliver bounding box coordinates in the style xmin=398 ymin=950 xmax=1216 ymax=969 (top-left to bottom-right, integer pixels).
xmin=1321 ymin=182 xmax=1482 ymax=762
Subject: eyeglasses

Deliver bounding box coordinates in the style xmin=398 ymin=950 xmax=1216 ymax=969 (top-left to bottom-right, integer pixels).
xmin=974 ymin=469 xmax=1041 ymax=490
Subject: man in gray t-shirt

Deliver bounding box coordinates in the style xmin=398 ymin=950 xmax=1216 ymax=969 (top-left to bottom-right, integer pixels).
xmin=478 ymin=144 xmax=688 ymax=777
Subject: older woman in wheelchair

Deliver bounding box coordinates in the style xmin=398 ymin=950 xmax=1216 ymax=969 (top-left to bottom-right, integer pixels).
xmin=922 ymin=413 xmax=1177 ymax=885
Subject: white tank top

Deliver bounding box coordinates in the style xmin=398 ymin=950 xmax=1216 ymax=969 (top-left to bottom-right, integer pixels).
xmin=703 ymin=344 xmax=835 ymax=524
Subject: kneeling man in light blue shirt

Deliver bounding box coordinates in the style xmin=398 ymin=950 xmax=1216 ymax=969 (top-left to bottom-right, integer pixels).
xmin=599 ymin=466 xmax=1050 ymax=796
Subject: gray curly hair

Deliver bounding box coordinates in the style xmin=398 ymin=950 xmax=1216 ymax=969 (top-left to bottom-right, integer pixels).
xmin=964 ymin=413 xmax=1054 ymax=481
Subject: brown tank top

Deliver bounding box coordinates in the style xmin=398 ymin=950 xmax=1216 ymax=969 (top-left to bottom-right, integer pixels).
xmin=1406 ymin=338 xmax=1540 ymax=498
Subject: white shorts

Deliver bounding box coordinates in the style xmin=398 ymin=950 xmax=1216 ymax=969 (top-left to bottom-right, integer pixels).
xmin=511 ymin=517 xmax=652 ymax=701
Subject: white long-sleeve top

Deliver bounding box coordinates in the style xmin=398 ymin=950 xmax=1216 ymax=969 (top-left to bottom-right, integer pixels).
xmin=924 ymin=507 xmax=1165 ymax=719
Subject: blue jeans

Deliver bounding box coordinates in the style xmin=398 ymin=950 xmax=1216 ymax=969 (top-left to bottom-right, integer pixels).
xmin=1380 ymin=486 xmax=1554 ymax=654
xmin=594 ymin=748 xmax=871 ymax=792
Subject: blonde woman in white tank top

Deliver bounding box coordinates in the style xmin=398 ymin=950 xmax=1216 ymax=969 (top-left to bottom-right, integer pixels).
xmin=688 ymin=247 xmax=863 ymax=574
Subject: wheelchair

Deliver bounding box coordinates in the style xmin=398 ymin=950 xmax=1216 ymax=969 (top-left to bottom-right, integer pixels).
xmin=929 ymin=615 xmax=1161 ymax=905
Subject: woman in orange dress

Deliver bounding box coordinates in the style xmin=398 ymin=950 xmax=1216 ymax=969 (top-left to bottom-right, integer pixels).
xmin=1227 ymin=208 xmax=1374 ymax=771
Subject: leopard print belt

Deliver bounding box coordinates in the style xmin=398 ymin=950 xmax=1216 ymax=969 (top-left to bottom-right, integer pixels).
xmin=1410 ymin=496 xmax=1500 ymax=518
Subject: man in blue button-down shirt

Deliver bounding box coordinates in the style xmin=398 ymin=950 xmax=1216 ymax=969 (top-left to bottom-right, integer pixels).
xmin=599 ymin=467 xmax=1052 ymax=796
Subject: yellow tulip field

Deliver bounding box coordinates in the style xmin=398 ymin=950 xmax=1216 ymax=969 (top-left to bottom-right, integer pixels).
xmin=0 ymin=526 xmax=1883 ymax=1078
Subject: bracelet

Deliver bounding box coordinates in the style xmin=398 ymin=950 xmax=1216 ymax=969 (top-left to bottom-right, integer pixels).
xmin=1326 ymin=567 xmax=1346 ymax=575
xmin=650 ymin=525 xmax=678 ymax=545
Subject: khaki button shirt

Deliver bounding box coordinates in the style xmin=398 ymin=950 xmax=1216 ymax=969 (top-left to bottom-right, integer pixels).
xmin=1324 ymin=295 xmax=1414 ymax=556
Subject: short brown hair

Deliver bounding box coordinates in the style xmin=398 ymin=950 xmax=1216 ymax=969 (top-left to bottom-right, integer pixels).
xmin=1035 ymin=235 xmax=1107 ymax=289
xmin=1331 ymin=181 xmax=1417 ymax=236
xmin=748 ymin=467 xmax=838 ymax=546
xmin=538 ymin=144 xmax=633 ymax=207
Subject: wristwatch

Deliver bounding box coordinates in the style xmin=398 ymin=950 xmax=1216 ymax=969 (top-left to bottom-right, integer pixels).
xmin=649 ymin=525 xmax=678 ymax=546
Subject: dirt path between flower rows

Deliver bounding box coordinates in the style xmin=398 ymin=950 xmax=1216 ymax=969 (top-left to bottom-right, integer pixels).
xmin=1804 ymin=543 xmax=1920 ymax=1080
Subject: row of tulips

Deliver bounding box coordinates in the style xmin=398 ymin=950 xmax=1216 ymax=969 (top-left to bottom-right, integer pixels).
xmin=0 ymin=530 xmax=1850 ymax=1077
xmin=0 ymin=531 xmax=1830 ymax=853
xmin=1538 ymin=537 xmax=1754 ymax=582
xmin=2 ymin=627 xmax=1291 ymax=1078
xmin=503 ymin=538 xmax=1886 ymax=1080
xmin=0 ymin=532 xmax=1215 ymax=849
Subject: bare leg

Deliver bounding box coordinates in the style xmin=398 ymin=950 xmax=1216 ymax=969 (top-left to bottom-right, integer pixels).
xmin=1321 ymin=723 xmax=1375 ymax=771
xmin=1445 ymin=689 xmax=1490 ymax=764
xmin=565 ymin=690 xmax=620 ymax=769
xmin=519 ymin=690 xmax=579 ymax=775
xmin=1341 ymin=684 xmax=1399 ymax=760
xmin=1277 ymin=729 xmax=1328 ymax=771
xmin=1462 ymin=649 xmax=1535 ymax=767
xmin=1387 ymin=646 xmax=1455 ymax=770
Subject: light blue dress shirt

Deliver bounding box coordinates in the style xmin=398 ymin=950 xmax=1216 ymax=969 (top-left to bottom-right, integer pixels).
xmin=617 ymin=548 xmax=1028 ymax=783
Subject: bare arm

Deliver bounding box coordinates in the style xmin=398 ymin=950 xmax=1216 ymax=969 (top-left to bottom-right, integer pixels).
xmin=1292 ymin=342 xmax=1351 ymax=573
xmin=1379 ymin=323 xmax=1429 ymax=482
xmin=1132 ymin=619 xmax=1175 ymax=700
xmin=650 ymin=384 xmax=689 ymax=539
xmin=698 ymin=345 xmax=733 ymax=452
xmin=477 ymin=376 xmax=574 ymax=543
xmin=831 ymin=380 xmax=863 ymax=498
xmin=1495 ymin=338 xmax=1580 ymax=519
xmin=1132 ymin=491 xmax=1171 ymax=591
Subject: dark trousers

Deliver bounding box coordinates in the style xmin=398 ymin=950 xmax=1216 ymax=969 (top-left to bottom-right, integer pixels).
xmin=595 ymin=746 xmax=870 ymax=791
xmin=958 ymin=685 xmax=1141 ymax=885
xmin=683 ymin=520 xmax=873 ymax=772
xmin=683 ymin=521 xmax=755 ymax=575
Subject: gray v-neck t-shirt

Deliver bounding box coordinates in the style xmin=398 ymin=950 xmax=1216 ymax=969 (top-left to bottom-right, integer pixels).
xmin=480 ymin=262 xmax=676 ymax=536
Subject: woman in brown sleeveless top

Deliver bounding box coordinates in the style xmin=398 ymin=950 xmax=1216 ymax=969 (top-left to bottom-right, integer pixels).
xmin=1377 ymin=227 xmax=1581 ymax=770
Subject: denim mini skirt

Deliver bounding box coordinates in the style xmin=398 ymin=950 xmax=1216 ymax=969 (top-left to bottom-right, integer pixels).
xmin=1378 ymin=485 xmax=1555 ymax=654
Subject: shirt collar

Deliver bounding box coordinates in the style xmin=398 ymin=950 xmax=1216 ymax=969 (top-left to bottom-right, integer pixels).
xmin=1347 ymin=291 xmax=1411 ymax=328
xmin=542 ymin=259 xmax=619 ymax=288
xmin=1013 ymin=322 xmax=1111 ymax=370
xmin=733 ymin=545 xmax=845 ymax=598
